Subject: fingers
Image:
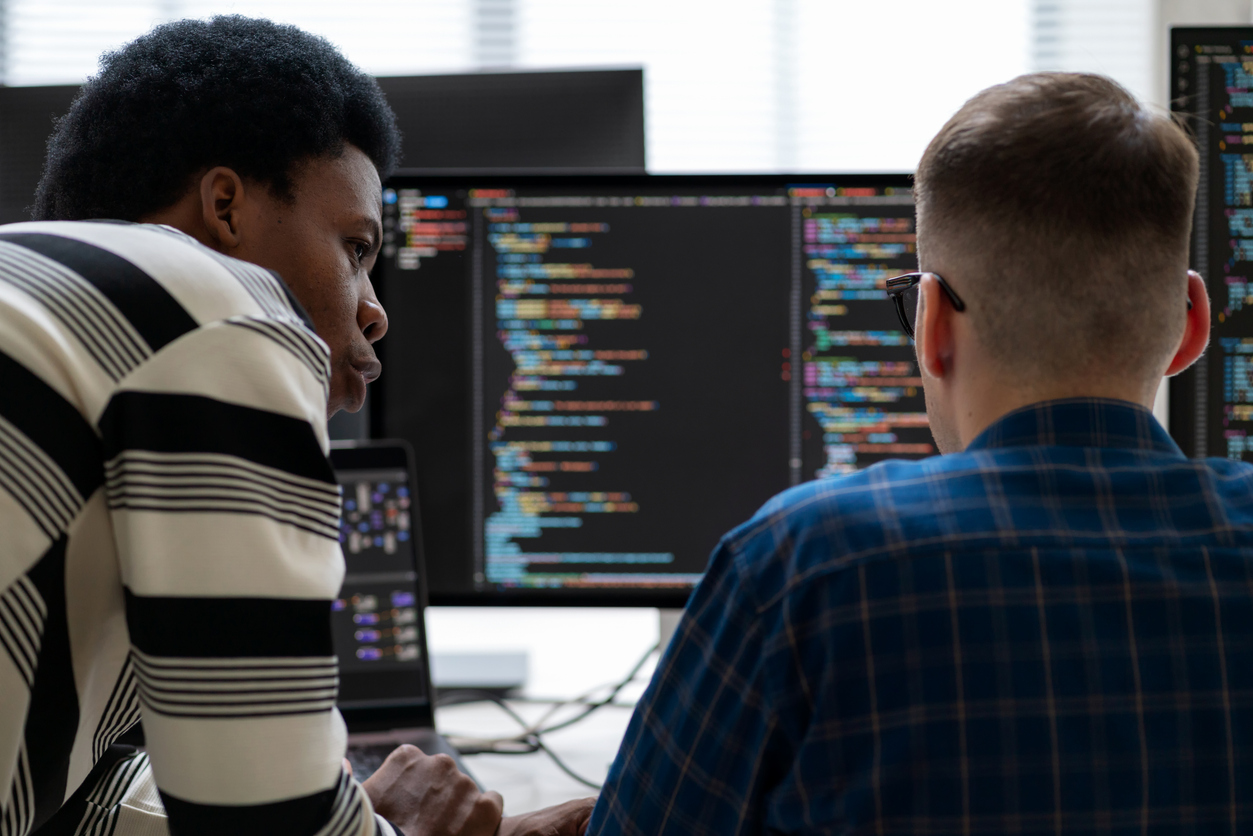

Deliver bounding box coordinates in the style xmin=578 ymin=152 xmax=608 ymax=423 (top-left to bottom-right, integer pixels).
xmin=563 ymin=797 xmax=596 ymax=835
xmin=424 ymin=751 xmax=459 ymax=775
xmin=496 ymin=797 xmax=598 ymax=836
xmin=465 ymin=789 xmax=504 ymax=834
xmin=576 ymin=797 xmax=596 ymax=836
xmin=364 ymin=744 xmax=503 ymax=836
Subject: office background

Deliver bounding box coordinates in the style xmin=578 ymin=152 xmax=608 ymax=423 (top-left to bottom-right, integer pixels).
xmin=0 ymin=1 xmax=1230 ymax=173
xmin=0 ymin=0 xmax=1248 ymax=801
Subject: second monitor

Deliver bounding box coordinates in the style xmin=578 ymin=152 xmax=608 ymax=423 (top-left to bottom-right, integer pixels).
xmin=373 ymin=174 xmax=928 ymax=605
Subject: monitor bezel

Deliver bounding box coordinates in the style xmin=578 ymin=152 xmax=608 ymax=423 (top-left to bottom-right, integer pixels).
xmin=373 ymin=172 xmax=917 ymax=608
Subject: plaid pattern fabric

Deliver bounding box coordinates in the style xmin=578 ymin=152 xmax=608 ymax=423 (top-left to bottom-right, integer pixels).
xmin=588 ymin=398 xmax=1253 ymax=836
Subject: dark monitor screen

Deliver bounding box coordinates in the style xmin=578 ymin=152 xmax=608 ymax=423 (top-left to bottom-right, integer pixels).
xmin=0 ymin=85 xmax=79 ymax=224
xmin=0 ymin=69 xmax=644 ymax=229
xmin=371 ymin=174 xmax=930 ymax=606
xmin=329 ymin=444 xmax=432 ymax=712
xmin=376 ymin=69 xmax=644 ymax=171
xmin=1170 ymin=28 xmax=1253 ymax=459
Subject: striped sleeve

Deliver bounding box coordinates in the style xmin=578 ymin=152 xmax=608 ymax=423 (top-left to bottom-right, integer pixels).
xmin=98 ymin=315 xmax=377 ymax=835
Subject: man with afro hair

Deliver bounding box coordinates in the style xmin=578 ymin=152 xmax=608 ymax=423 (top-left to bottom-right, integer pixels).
xmin=0 ymin=16 xmax=591 ymax=836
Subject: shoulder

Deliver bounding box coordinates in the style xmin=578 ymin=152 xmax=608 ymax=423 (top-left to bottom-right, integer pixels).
xmin=720 ymin=448 xmax=1253 ymax=614
xmin=1195 ymin=454 xmax=1253 ymax=516
xmin=718 ymin=455 xmax=972 ymax=612
xmin=0 ymin=220 xmax=309 ymax=329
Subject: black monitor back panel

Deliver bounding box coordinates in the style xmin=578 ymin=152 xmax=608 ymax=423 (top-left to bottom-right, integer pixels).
xmin=372 ymin=173 xmax=926 ymax=607
xmin=1170 ymin=28 xmax=1253 ymax=459
xmin=377 ymin=69 xmax=645 ymax=171
xmin=0 ymin=85 xmax=79 ymax=224
xmin=0 ymin=69 xmax=645 ymax=227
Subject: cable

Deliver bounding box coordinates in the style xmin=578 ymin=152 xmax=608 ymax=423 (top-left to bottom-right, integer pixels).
xmin=438 ymin=641 xmax=661 ymax=790
xmin=437 ymin=640 xmax=659 ymax=742
xmin=437 ymin=690 xmax=637 ymax=711
xmin=527 ymin=640 xmax=659 ymax=737
xmin=531 ymin=736 xmax=602 ymax=790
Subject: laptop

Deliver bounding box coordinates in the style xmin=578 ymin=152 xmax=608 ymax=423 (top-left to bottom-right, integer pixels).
xmin=329 ymin=440 xmax=474 ymax=782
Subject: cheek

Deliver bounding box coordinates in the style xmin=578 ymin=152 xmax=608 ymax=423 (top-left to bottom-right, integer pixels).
xmin=290 ymin=255 xmax=360 ymax=347
xmin=316 ymin=286 xmax=363 ymax=360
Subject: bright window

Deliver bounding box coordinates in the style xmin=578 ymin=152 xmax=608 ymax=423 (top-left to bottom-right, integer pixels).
xmin=4 ymin=1 xmax=1166 ymax=173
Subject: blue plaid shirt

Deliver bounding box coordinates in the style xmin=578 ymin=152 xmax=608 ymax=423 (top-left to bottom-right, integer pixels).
xmin=588 ymin=399 xmax=1253 ymax=835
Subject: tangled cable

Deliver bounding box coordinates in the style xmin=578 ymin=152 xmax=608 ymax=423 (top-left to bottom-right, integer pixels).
xmin=436 ymin=641 xmax=661 ymax=790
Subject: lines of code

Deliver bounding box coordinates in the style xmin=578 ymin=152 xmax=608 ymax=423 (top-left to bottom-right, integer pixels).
xmin=379 ymin=180 xmax=926 ymax=596
xmin=484 ymin=211 xmax=678 ymax=588
xmin=1181 ymin=39 xmax=1253 ymax=460
xmin=799 ymin=197 xmax=933 ymax=477
xmin=468 ymin=189 xmax=799 ymax=591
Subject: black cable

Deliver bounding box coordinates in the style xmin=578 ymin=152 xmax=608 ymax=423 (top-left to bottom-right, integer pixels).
xmin=443 ymin=692 xmax=537 ymax=755
xmin=531 ymin=735 xmax=602 ymax=790
xmin=438 ymin=642 xmax=662 ymax=790
xmin=529 ymin=640 xmax=660 ymax=737
xmin=437 ymin=690 xmax=637 ymax=711
xmin=456 ymin=733 xmax=602 ymax=789
xmin=437 ymin=641 xmax=659 ymax=737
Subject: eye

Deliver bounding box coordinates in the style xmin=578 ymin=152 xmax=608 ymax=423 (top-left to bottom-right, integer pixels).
xmin=350 ymin=240 xmax=369 ymax=264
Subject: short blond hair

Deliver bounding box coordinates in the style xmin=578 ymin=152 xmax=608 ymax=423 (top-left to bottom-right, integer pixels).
xmin=915 ymin=72 xmax=1199 ymax=382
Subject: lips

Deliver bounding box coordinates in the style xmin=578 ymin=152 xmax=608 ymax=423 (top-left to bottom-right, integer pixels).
xmin=352 ymin=358 xmax=381 ymax=385
xmin=337 ymin=357 xmax=381 ymax=414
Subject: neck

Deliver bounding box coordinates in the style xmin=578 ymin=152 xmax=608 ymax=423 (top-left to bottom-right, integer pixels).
xmin=952 ymin=372 xmax=1158 ymax=449
xmin=138 ymin=192 xmax=220 ymax=252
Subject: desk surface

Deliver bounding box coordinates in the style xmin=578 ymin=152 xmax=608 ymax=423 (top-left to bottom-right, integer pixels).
xmin=434 ymin=699 xmax=636 ymax=815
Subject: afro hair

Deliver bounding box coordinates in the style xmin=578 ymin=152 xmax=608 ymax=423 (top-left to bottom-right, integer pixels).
xmin=33 ymin=15 xmax=401 ymax=221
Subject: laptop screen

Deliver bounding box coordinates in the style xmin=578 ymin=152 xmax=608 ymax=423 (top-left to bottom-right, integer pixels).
xmin=330 ymin=450 xmax=432 ymax=710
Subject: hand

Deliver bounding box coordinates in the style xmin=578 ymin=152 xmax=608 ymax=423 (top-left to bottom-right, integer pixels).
xmin=496 ymin=798 xmax=597 ymax=836
xmin=362 ymin=744 xmax=504 ymax=836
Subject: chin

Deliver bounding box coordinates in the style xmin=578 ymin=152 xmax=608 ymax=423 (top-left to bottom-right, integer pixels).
xmin=327 ymin=396 xmax=363 ymax=418
xmin=329 ymin=371 xmax=368 ymax=416
xmin=325 ymin=392 xmax=357 ymax=419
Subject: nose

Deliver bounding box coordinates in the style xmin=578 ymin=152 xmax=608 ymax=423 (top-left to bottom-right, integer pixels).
xmin=359 ymin=283 xmax=388 ymax=344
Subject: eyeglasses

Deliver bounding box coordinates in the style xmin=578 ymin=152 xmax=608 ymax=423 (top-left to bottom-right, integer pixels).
xmin=884 ymin=272 xmax=967 ymax=340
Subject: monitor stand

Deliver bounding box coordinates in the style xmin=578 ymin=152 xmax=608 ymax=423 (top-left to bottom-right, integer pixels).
xmin=658 ymin=608 xmax=683 ymax=653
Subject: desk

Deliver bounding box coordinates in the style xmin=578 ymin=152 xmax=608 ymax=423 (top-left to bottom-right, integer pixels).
xmin=434 ymin=699 xmax=637 ymax=815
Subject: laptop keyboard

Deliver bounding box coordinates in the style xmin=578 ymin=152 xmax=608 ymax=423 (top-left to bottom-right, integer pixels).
xmin=346 ymin=743 xmax=396 ymax=782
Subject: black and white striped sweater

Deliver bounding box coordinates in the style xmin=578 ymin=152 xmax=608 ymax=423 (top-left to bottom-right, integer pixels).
xmin=0 ymin=221 xmax=393 ymax=836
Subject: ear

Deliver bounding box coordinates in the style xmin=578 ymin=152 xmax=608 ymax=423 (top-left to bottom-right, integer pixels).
xmin=198 ymin=167 xmax=248 ymax=252
xmin=915 ymin=272 xmax=956 ymax=380
xmin=1164 ymin=270 xmax=1211 ymax=376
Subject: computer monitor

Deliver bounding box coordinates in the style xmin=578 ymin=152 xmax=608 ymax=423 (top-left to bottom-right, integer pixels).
xmin=0 ymin=69 xmax=645 ymax=226
xmin=0 ymin=85 xmax=79 ymax=224
xmin=376 ymin=69 xmax=645 ymax=171
xmin=371 ymin=173 xmax=929 ymax=606
xmin=1169 ymin=28 xmax=1253 ymax=458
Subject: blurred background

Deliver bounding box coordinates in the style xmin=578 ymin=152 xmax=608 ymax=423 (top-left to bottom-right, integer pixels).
xmin=2 ymin=0 xmax=1248 ymax=799
xmin=1 ymin=0 xmax=1233 ymax=173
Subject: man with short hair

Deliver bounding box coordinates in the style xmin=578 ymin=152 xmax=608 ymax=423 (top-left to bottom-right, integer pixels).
xmin=587 ymin=72 xmax=1251 ymax=835
xmin=0 ymin=16 xmax=591 ymax=836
